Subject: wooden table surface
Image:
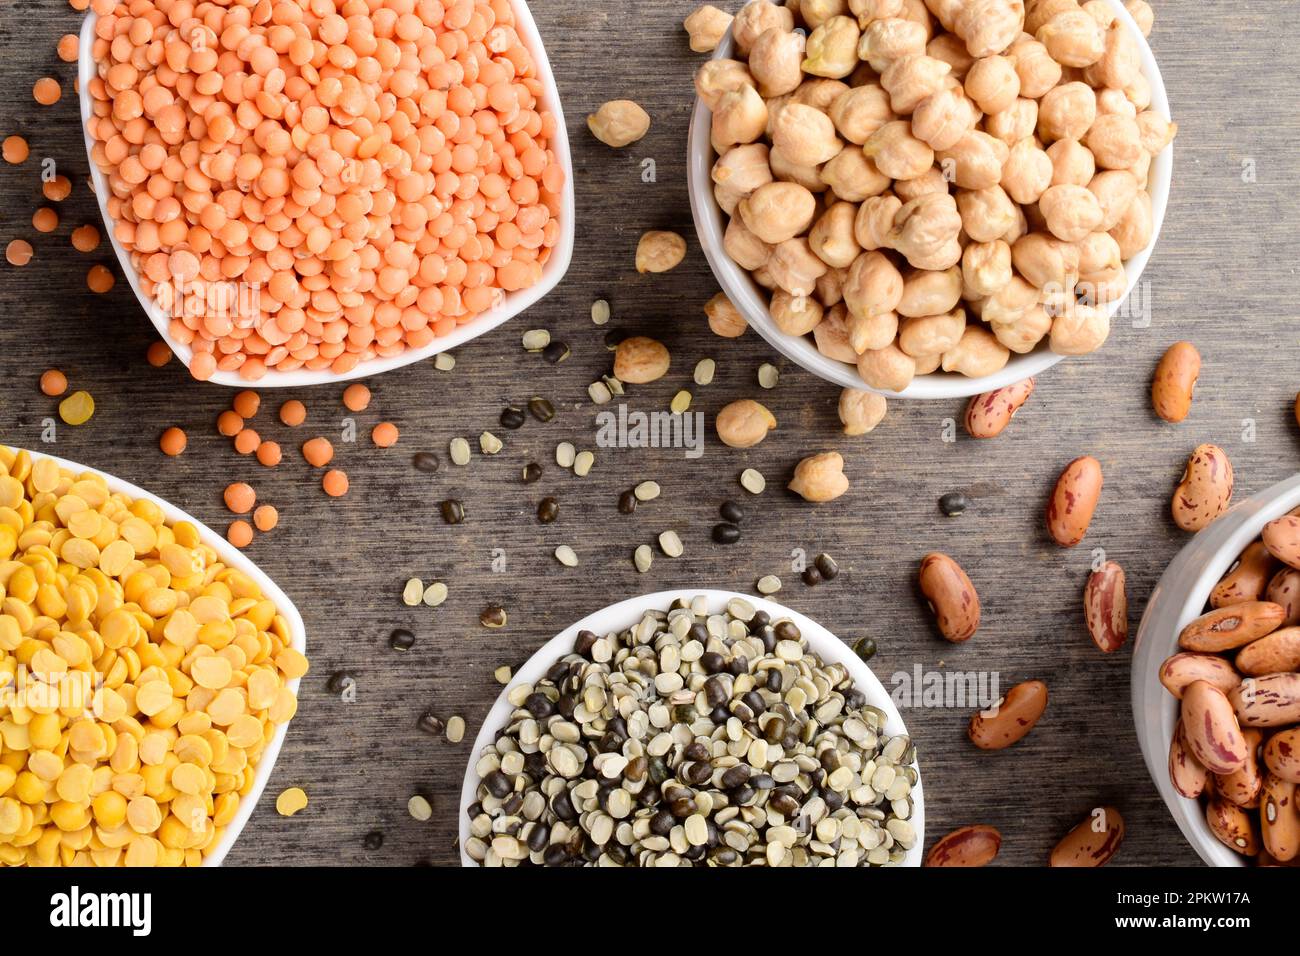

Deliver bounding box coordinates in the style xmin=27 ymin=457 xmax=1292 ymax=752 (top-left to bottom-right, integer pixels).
xmin=1 ymin=0 xmax=1294 ymax=867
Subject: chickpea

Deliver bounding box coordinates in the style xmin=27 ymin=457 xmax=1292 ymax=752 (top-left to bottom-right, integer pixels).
xmin=791 ymin=78 xmax=853 ymax=112
xmin=854 ymin=193 xmax=903 ymax=249
xmin=813 ymin=304 xmax=860 ymax=362
xmin=768 ymin=237 xmax=830 ymax=296
xmin=942 ymin=323 xmax=1010 ymax=376
xmin=816 ymin=265 xmax=848 ymax=307
xmin=694 ymin=60 xmax=756 ymax=111
xmin=962 ymin=239 xmax=1013 ymax=297
xmin=770 ymin=288 xmax=825 ymax=334
xmin=896 ymin=0 xmax=937 ymax=36
xmin=712 ymin=84 xmax=769 ymax=150
xmin=898 ymin=306 xmax=966 ymax=357
xmin=712 ymin=144 xmax=773 ymax=214
xmin=1024 ymin=0 xmax=1079 ymax=35
xmin=1085 ymin=113 xmax=1142 ymax=169
xmin=705 ymin=292 xmax=749 ymax=337
xmin=1087 ymin=170 xmax=1138 ymax=231
xmin=1037 ymin=81 xmax=1096 ymax=142
xmin=896 ymin=265 xmax=962 ymax=317
xmin=1001 ymin=137 xmax=1053 ymax=204
xmin=821 ymin=148 xmax=891 ymax=201
xmin=749 ymin=28 xmax=806 ymax=98
xmin=858 ymin=17 xmax=928 ymax=73
xmin=809 ymin=202 xmax=863 ymax=268
xmin=1049 ymin=301 xmax=1110 ymax=355
xmin=1136 ymin=111 xmax=1177 ymax=155
xmin=985 ymin=98 xmax=1038 ymax=145
xmin=1077 ymin=229 xmax=1120 ymax=274
xmin=636 ymin=231 xmax=688 ymax=273
xmin=752 ymin=264 xmax=777 ymax=289
xmin=952 ymin=0 xmax=1025 ymax=58
xmin=772 ymin=103 xmax=844 ymax=167
xmin=881 ymin=54 xmax=952 ymax=114
xmin=1109 ymin=189 xmax=1152 ymax=259
xmin=587 ymin=100 xmax=651 ymax=148
xmin=1081 ymin=0 xmax=1115 ymax=26
xmin=991 ymin=303 xmax=1052 ymax=353
xmin=770 ymin=147 xmax=828 ymax=191
xmin=857 ymin=342 xmax=916 ymax=392
xmin=1003 ymin=202 xmax=1029 ymax=244
xmin=1125 ymin=0 xmax=1154 ymax=37
xmin=1011 ymin=231 xmax=1080 ymax=288
xmin=802 ymin=0 xmax=852 ymax=30
xmin=789 ymin=451 xmax=850 ymax=503
xmin=981 ymin=274 xmax=1040 ymax=325
xmin=911 ymin=85 xmax=978 ymax=151
xmin=848 ymin=309 xmax=899 ymax=352
xmin=889 ymin=191 xmax=963 ymax=269
xmin=1047 ymin=137 xmax=1095 ymax=186
xmin=684 ymin=5 xmax=735 ymax=53
xmin=1077 ymin=263 xmax=1125 ymax=305
xmin=724 ymin=215 xmax=774 ymax=270
xmin=927 ymin=33 xmax=976 ymax=78
xmin=1129 ymin=150 xmax=1151 ymax=189
xmin=839 ymin=388 xmax=888 ymax=435
xmin=716 ymin=399 xmax=778 ymax=448
xmin=843 ymin=250 xmax=904 ymax=319
xmin=803 ymin=15 xmax=862 ymax=78
xmin=733 ymin=0 xmax=795 ymax=55
xmin=1037 ymin=183 xmax=1102 ymax=242
xmin=829 ymin=84 xmax=896 ymax=144
xmin=738 ymin=181 xmax=817 ymax=244
xmin=1085 ymin=19 xmax=1140 ymax=90
xmin=1095 ymin=88 xmax=1137 ymax=119
xmin=1125 ymin=73 xmax=1152 ymax=111
xmin=864 ymin=120 xmax=935 ymax=180
xmin=1008 ymin=35 xmax=1062 ymax=99
xmin=964 ymin=55 xmax=1019 ymax=114
xmin=914 ymin=352 xmax=944 ymax=373
xmin=956 ymin=184 xmax=1017 ymax=243
xmin=1037 ymin=10 xmax=1105 ymax=67
xmin=936 ymin=130 xmax=1008 ymax=190
xmin=849 ymin=0 xmax=904 ymax=28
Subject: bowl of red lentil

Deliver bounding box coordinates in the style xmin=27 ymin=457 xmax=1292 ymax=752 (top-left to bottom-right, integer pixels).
xmin=77 ymin=0 xmax=574 ymax=387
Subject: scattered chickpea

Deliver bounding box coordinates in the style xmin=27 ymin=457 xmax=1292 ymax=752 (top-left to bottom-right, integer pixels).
xmin=788 ymin=451 xmax=849 ymax=503
xmin=635 ymin=231 xmax=687 ymax=273
xmin=705 ymin=291 xmax=749 ymax=338
xmin=839 ymin=388 xmax=888 ymax=436
xmin=716 ymin=399 xmax=778 ymax=448
xmin=587 ymin=100 xmax=650 ymax=148
xmin=613 ymin=336 xmax=671 ymax=383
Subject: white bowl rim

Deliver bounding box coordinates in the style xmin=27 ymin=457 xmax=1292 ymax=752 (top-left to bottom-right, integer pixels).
xmin=5 ymin=445 xmax=307 ymax=866
xmin=1131 ymin=473 xmax=1300 ymax=867
xmin=76 ymin=1 xmax=576 ymax=388
xmin=458 ymin=587 xmax=925 ymax=866
xmin=686 ymin=0 xmax=1173 ymax=400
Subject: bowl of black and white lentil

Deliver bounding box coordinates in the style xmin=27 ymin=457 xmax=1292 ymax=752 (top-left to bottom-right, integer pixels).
xmin=459 ymin=589 xmax=924 ymax=867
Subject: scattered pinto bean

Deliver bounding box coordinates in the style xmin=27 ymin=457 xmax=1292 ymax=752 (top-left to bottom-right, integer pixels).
xmin=1158 ymin=652 xmax=1241 ymax=699
xmin=924 ymin=825 xmax=1002 ymax=867
xmin=918 ymin=552 xmax=980 ymax=643
xmin=962 ymin=377 xmax=1035 ymax=439
xmin=1049 ymin=806 xmax=1124 ymax=867
xmin=1181 ymin=680 xmax=1249 ymax=774
xmin=1262 ymin=515 xmax=1300 ymax=570
xmin=1046 ymin=455 xmax=1102 ymax=547
xmin=1211 ymin=542 xmax=1277 ymax=609
xmin=1177 ymin=601 xmax=1286 ymax=653
xmin=967 ymin=679 xmax=1047 ymax=750
xmin=1150 ymin=341 xmax=1201 ymax=423
xmin=1236 ymin=627 xmax=1300 ymax=676
xmin=1169 ymin=720 xmax=1208 ymax=799
xmin=1171 ymin=444 xmax=1234 ymax=532
xmin=1083 ymin=560 xmax=1128 ymax=653
xmin=1206 ymin=794 xmax=1260 ymax=856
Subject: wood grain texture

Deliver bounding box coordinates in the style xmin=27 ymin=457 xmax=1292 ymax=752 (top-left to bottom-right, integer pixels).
xmin=0 ymin=0 xmax=1292 ymax=867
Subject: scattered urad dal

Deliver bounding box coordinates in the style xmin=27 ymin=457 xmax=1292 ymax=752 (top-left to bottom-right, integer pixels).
xmin=85 ymin=0 xmax=565 ymax=381
xmin=0 ymin=447 xmax=306 ymax=866
xmin=697 ymin=0 xmax=1173 ymax=391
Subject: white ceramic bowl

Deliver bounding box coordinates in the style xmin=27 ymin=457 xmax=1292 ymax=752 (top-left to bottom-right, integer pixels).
xmin=77 ymin=3 xmax=575 ymax=388
xmin=6 ymin=446 xmax=307 ymax=866
xmin=687 ymin=0 xmax=1173 ymax=400
xmin=1132 ymin=473 xmax=1300 ymax=867
xmin=459 ymin=588 xmax=924 ymax=866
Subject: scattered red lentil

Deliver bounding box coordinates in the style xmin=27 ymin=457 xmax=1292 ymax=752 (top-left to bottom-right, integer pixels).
xmin=216 ymin=410 xmax=243 ymax=437
xmin=256 ymin=441 xmax=282 ymax=468
xmin=42 ymin=176 xmax=71 ymax=202
xmin=223 ymin=482 xmax=256 ymax=514
xmin=227 ymin=520 xmax=253 ymax=548
xmin=69 ymin=0 xmax=90 ymax=10
xmin=2 ymin=136 xmax=28 ymax=164
xmin=279 ymin=400 xmax=307 ymax=427
xmin=372 ymin=422 xmax=400 ymax=448
xmin=146 ymin=341 xmax=172 ymax=366
xmin=322 ymin=470 xmax=349 ymax=497
xmin=33 ymin=78 xmax=61 ymax=106
xmin=87 ymin=264 xmax=114 ymax=292
xmin=342 ymin=384 xmax=371 ymax=412
xmin=71 ymin=224 xmax=100 ymax=252
xmin=253 ymin=505 xmax=279 ymax=532
xmin=57 ymin=34 xmax=79 ymax=62
xmin=233 ymin=429 xmax=260 ymax=455
xmin=39 ymin=369 xmax=68 ymax=397
xmin=232 ymin=390 xmax=260 ymax=419
xmin=32 ymin=208 xmax=58 ymax=233
xmin=7 ymin=240 xmax=33 ymax=266
xmin=159 ymin=427 xmax=187 ymax=456
xmin=302 ymin=437 xmax=334 ymax=467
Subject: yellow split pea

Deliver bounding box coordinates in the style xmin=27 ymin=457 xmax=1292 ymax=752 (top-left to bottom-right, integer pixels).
xmin=275 ymin=787 xmax=308 ymax=817
xmin=0 ymin=446 xmax=306 ymax=867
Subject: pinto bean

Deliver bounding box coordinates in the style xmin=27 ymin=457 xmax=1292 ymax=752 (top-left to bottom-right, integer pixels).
xmin=1229 ymin=673 xmax=1300 ymax=728
xmin=924 ymin=825 xmax=1002 ymax=867
xmin=1181 ymin=680 xmax=1249 ymax=775
xmin=1159 ymin=652 xmax=1242 ymax=699
xmin=1178 ymin=601 xmax=1286 ymax=653
xmin=962 ymin=377 xmax=1035 ymax=439
xmin=1267 ymin=568 xmax=1300 ymax=627
xmin=918 ymin=552 xmax=980 ymax=642
xmin=1206 ymin=794 xmax=1260 ymax=856
xmin=1049 ymin=806 xmax=1124 ymax=867
xmin=1215 ymin=728 xmax=1264 ymax=808
xmin=1150 ymin=341 xmax=1200 ymax=423
xmin=1046 ymin=455 xmax=1103 ymax=547
xmin=1236 ymin=626 xmax=1300 ymax=677
xmin=1171 ymin=443 xmax=1234 ymax=532
xmin=1083 ymin=560 xmax=1127 ymax=653
xmin=1169 ymin=719 xmax=1208 ymax=799
xmin=1211 ymin=542 xmax=1278 ymax=609
xmin=968 ymin=679 xmax=1048 ymax=750
xmin=1261 ymin=774 xmax=1300 ymax=862
xmin=1262 ymin=515 xmax=1300 ymax=570
xmin=1263 ymin=728 xmax=1300 ymax=784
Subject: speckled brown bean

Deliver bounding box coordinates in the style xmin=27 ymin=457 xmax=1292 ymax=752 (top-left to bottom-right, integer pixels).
xmin=1181 ymin=680 xmax=1249 ymax=774
xmin=1230 ymin=673 xmax=1300 ymax=728
xmin=918 ymin=552 xmax=980 ymax=642
xmin=1150 ymin=341 xmax=1200 ymax=423
xmin=1236 ymin=626 xmax=1300 ymax=677
xmin=968 ymin=679 xmax=1048 ymax=750
xmin=1267 ymin=568 xmax=1300 ymax=627
xmin=1159 ymin=652 xmax=1242 ymax=699
xmin=1083 ymin=560 xmax=1127 ymax=653
xmin=1263 ymin=728 xmax=1300 ymax=784
xmin=963 ymin=377 xmax=1035 ymax=439
xmin=1211 ymin=542 xmax=1277 ymax=609
xmin=1046 ymin=455 xmax=1102 ymax=547
xmin=1206 ymin=794 xmax=1260 ymax=856
xmin=1177 ymin=601 xmax=1286 ymax=653
xmin=1215 ymin=728 xmax=1264 ymax=808
xmin=1049 ymin=806 xmax=1124 ymax=867
xmin=1262 ymin=515 xmax=1300 ymax=570
xmin=1169 ymin=719 xmax=1208 ymax=798
xmin=1171 ymin=443 xmax=1234 ymax=532
xmin=1261 ymin=774 xmax=1300 ymax=862
xmin=924 ymin=825 xmax=1002 ymax=867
